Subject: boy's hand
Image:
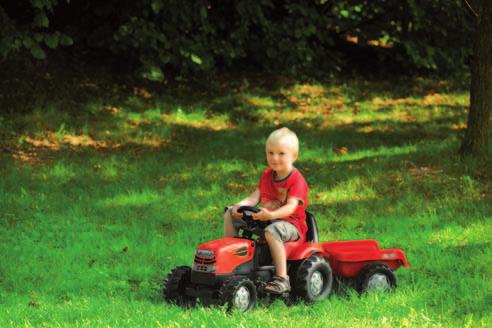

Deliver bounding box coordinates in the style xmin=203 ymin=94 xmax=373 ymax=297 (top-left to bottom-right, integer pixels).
xmin=230 ymin=205 xmax=242 ymax=219
xmin=252 ymin=208 xmax=273 ymax=221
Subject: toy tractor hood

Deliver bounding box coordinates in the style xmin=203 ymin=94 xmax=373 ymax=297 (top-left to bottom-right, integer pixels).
xmin=194 ymin=237 xmax=255 ymax=274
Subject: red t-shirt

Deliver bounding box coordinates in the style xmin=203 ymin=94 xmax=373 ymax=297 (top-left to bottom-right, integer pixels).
xmin=258 ymin=167 xmax=309 ymax=236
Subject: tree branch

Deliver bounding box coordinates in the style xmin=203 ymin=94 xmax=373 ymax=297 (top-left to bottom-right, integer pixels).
xmin=463 ymin=0 xmax=479 ymax=17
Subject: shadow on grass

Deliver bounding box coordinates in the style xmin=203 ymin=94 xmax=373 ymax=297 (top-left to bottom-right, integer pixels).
xmin=1 ymin=62 xmax=468 ymax=148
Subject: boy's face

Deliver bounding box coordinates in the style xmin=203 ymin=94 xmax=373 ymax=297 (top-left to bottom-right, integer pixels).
xmin=265 ymin=139 xmax=298 ymax=174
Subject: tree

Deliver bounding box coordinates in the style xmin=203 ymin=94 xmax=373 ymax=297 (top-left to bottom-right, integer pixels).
xmin=460 ymin=0 xmax=492 ymax=157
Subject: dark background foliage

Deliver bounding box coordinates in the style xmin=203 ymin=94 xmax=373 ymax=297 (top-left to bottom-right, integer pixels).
xmin=0 ymin=0 xmax=474 ymax=79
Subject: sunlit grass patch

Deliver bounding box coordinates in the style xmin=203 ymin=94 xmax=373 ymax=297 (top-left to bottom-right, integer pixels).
xmin=430 ymin=222 xmax=492 ymax=248
xmin=315 ymin=176 xmax=378 ymax=205
xmin=247 ymin=80 xmax=470 ymax=133
xmin=290 ymin=83 xmax=327 ymax=97
xmin=244 ymin=94 xmax=277 ymax=109
xmin=164 ymin=108 xmax=230 ymax=130
xmin=49 ymin=161 xmax=76 ymax=181
xmin=332 ymin=144 xmax=418 ymax=162
xmin=98 ymin=189 xmax=163 ymax=207
xmin=267 ymin=83 xmax=346 ymax=125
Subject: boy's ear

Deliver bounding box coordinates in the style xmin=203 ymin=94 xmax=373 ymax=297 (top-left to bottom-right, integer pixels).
xmin=292 ymin=151 xmax=298 ymax=161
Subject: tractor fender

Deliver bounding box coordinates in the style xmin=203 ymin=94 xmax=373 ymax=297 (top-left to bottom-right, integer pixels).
xmin=287 ymin=242 xmax=326 ymax=261
xmin=385 ymin=248 xmax=410 ymax=268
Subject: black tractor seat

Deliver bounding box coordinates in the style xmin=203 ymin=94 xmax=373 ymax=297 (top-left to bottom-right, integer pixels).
xmin=305 ymin=211 xmax=319 ymax=242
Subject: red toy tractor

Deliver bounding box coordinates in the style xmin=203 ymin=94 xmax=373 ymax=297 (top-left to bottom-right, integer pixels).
xmin=163 ymin=206 xmax=409 ymax=312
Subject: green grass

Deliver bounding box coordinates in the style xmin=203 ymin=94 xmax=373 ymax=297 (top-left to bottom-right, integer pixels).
xmin=0 ymin=70 xmax=491 ymax=327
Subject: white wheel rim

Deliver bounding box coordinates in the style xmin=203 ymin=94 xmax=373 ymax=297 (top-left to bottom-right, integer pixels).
xmin=367 ymin=273 xmax=390 ymax=292
xmin=310 ymin=271 xmax=324 ymax=296
xmin=234 ymin=286 xmax=251 ymax=311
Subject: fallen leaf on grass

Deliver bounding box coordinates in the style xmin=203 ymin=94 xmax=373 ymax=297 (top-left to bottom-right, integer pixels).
xmin=408 ymin=166 xmax=443 ymax=177
xmin=24 ymin=136 xmax=59 ymax=149
xmin=423 ymin=93 xmax=443 ymax=105
xmin=62 ymin=135 xmax=97 ymax=147
xmin=450 ymin=123 xmax=466 ymax=130
xmin=12 ymin=147 xmax=56 ymax=165
xmin=133 ymin=87 xmax=153 ymax=99
xmin=335 ymin=146 xmax=349 ymax=155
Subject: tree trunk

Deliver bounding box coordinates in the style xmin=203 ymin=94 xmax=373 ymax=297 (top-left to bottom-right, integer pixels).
xmin=460 ymin=0 xmax=492 ymax=157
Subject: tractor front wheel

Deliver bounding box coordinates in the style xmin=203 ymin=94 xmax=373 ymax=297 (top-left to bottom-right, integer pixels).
xmin=163 ymin=266 xmax=196 ymax=307
xmin=219 ymin=276 xmax=257 ymax=312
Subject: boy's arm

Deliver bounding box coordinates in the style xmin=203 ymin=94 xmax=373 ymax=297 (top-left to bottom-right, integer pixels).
xmin=235 ymin=188 xmax=260 ymax=207
xmin=253 ymin=197 xmax=299 ymax=221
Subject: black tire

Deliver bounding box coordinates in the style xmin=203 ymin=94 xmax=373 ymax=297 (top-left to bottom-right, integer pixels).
xmin=163 ymin=266 xmax=196 ymax=307
xmin=357 ymin=263 xmax=397 ymax=294
xmin=291 ymin=254 xmax=333 ymax=302
xmin=219 ymin=276 xmax=257 ymax=312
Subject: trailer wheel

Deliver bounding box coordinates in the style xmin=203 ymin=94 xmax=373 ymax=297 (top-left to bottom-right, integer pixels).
xmin=219 ymin=276 xmax=257 ymax=312
xmin=163 ymin=266 xmax=196 ymax=307
xmin=291 ymin=254 xmax=333 ymax=302
xmin=357 ymin=263 xmax=397 ymax=293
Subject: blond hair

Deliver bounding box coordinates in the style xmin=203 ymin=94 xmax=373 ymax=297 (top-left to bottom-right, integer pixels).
xmin=266 ymin=127 xmax=299 ymax=154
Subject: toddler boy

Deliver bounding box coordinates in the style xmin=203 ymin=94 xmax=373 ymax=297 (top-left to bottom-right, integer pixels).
xmin=224 ymin=127 xmax=309 ymax=294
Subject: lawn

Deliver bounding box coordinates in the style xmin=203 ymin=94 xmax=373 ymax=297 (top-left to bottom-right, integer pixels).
xmin=0 ymin=68 xmax=490 ymax=327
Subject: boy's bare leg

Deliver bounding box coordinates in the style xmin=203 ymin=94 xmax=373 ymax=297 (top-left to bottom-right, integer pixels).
xmin=265 ymin=231 xmax=287 ymax=278
xmin=223 ymin=211 xmax=236 ymax=237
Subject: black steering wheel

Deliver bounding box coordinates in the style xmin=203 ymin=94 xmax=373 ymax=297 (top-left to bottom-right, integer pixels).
xmin=237 ymin=206 xmax=260 ymax=219
xmin=237 ymin=206 xmax=271 ymax=238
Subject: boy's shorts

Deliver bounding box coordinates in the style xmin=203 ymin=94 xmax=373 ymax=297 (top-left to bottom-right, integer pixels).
xmin=232 ymin=217 xmax=299 ymax=242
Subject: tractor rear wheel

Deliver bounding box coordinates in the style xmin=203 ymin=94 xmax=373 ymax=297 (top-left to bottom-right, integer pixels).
xmin=357 ymin=263 xmax=397 ymax=293
xmin=291 ymin=254 xmax=333 ymax=302
xmin=219 ymin=276 xmax=257 ymax=312
xmin=163 ymin=266 xmax=196 ymax=307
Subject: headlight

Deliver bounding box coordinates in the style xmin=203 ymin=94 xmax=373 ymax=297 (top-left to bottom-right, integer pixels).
xmin=196 ymin=249 xmax=215 ymax=258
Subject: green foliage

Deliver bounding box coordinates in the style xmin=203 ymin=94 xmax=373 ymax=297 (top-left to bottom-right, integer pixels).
xmin=0 ymin=1 xmax=473 ymax=77
xmin=30 ymin=45 xmax=46 ymax=59
xmin=0 ymin=1 xmax=72 ymax=60
xmin=44 ymin=33 xmax=58 ymax=49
